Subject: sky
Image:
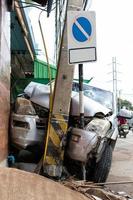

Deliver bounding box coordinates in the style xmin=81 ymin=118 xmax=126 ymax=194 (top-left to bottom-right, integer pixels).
xmin=86 ymin=0 xmax=133 ymax=102
xmin=29 ymin=0 xmax=133 ymax=103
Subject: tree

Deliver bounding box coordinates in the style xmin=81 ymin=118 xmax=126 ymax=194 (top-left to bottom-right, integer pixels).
xmin=118 ymin=98 xmax=133 ymax=111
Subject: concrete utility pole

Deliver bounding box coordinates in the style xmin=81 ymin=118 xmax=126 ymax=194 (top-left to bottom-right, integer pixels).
xmin=43 ymin=0 xmax=83 ymax=178
xmin=112 ymin=57 xmax=118 ymax=115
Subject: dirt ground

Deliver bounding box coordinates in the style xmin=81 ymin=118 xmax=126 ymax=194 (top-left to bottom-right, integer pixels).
xmin=107 ymin=130 xmax=133 ymax=197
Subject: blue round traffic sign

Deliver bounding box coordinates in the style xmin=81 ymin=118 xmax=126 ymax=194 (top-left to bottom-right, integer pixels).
xmin=72 ymin=17 xmax=92 ymax=42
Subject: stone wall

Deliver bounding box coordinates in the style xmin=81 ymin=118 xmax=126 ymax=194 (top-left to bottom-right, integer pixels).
xmin=0 ymin=1 xmax=11 ymax=165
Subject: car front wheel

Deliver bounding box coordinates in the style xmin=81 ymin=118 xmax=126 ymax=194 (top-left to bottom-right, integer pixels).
xmin=92 ymin=144 xmax=113 ymax=183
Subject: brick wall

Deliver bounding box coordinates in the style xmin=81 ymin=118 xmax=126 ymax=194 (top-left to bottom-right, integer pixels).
xmin=0 ymin=1 xmax=11 ymax=165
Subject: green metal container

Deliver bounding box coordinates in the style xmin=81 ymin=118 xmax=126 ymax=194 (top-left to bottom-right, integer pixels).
xmin=34 ymin=58 xmax=56 ymax=79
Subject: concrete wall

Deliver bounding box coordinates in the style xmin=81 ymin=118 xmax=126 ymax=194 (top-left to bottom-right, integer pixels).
xmin=0 ymin=1 xmax=11 ymax=165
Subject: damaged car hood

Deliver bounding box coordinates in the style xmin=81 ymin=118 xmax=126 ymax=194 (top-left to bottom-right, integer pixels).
xmin=24 ymin=82 xmax=111 ymax=117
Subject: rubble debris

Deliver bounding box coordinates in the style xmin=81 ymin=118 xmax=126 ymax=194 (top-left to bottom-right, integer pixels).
xmin=15 ymin=97 xmax=36 ymax=115
xmin=117 ymin=192 xmax=133 ymax=200
xmin=62 ymin=180 xmax=129 ymax=200
xmin=96 ymin=181 xmax=133 ymax=186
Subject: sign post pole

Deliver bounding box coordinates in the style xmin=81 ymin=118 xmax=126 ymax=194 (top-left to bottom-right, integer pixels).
xmin=67 ymin=10 xmax=97 ymax=181
xmin=79 ymin=63 xmax=84 ymax=129
xmin=79 ymin=63 xmax=86 ymax=181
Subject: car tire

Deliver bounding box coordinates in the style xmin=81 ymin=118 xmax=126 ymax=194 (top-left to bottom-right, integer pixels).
xmin=92 ymin=144 xmax=113 ymax=183
xmin=110 ymin=139 xmax=117 ymax=150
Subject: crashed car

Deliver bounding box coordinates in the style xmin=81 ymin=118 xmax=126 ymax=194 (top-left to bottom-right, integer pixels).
xmin=11 ymin=82 xmax=118 ymax=182
xmin=11 ymin=82 xmax=114 ymax=148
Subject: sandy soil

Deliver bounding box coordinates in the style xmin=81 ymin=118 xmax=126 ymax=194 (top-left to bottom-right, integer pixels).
xmin=107 ymin=130 xmax=133 ymax=197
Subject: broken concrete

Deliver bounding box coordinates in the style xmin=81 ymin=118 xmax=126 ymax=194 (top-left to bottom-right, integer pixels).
xmin=0 ymin=168 xmax=89 ymax=200
xmin=15 ymin=97 xmax=36 ymax=115
xmin=0 ymin=167 xmax=130 ymax=200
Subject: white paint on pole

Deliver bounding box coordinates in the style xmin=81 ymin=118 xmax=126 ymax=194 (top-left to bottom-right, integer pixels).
xmin=79 ymin=91 xmax=84 ymax=113
xmin=67 ymin=11 xmax=97 ymax=64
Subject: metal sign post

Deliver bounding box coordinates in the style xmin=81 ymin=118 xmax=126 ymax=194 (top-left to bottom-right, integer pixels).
xmin=79 ymin=64 xmax=84 ymax=129
xmin=67 ymin=10 xmax=97 ymax=181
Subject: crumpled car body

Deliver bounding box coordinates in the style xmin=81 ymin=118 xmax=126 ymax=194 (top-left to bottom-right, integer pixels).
xmin=11 ymin=113 xmax=45 ymax=149
xmin=67 ymin=117 xmax=112 ymax=162
xmin=24 ymin=82 xmax=111 ymax=117
xmin=11 ymin=97 xmax=45 ymax=149
xmin=11 ymin=82 xmax=117 ymax=151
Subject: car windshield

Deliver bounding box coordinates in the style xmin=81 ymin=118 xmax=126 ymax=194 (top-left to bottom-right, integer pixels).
xmin=84 ymin=89 xmax=113 ymax=110
xmin=72 ymin=82 xmax=113 ymax=110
